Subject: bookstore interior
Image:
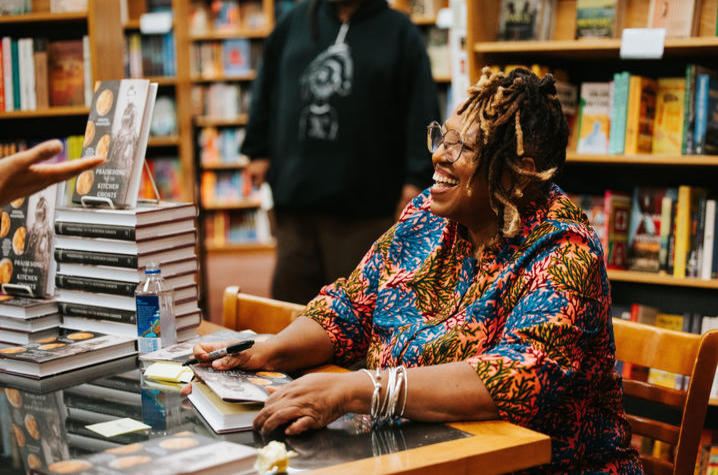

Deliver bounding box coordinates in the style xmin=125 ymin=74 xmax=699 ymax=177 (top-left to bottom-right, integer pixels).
xmin=1 ymin=0 xmax=718 ymax=473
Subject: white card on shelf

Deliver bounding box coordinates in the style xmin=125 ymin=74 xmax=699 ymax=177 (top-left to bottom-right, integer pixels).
xmin=140 ymin=12 xmax=173 ymax=35
xmin=620 ymin=28 xmax=666 ymax=60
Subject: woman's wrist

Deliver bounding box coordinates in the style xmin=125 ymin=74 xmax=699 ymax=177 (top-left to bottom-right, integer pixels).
xmin=342 ymin=371 xmax=375 ymax=414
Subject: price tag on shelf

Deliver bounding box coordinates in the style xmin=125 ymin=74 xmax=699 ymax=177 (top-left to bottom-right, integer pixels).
xmin=620 ymin=28 xmax=666 ymax=60
xmin=140 ymin=12 xmax=173 ymax=35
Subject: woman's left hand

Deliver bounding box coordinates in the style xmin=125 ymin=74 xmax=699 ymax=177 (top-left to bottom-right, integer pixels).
xmin=253 ymin=372 xmax=368 ymax=436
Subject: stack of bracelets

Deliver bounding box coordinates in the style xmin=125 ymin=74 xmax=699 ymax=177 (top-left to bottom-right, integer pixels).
xmin=361 ymin=366 xmax=408 ymax=426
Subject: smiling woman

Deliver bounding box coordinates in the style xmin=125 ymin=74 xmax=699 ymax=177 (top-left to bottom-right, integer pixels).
xmin=187 ymin=68 xmax=643 ymax=473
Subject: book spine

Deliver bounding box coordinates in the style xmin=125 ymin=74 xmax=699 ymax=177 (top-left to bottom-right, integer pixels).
xmin=58 ymin=302 xmax=136 ymax=324
xmin=82 ymin=35 xmax=90 ymax=106
xmin=701 ymin=200 xmax=716 ymax=280
xmin=55 ymin=248 xmax=139 ymax=268
xmin=54 ymin=222 xmax=136 ymax=240
xmin=608 ymin=72 xmax=629 ymax=155
xmin=658 ymin=195 xmax=674 ymax=273
xmin=11 ymin=39 xmax=20 ymax=111
xmin=33 ymin=38 xmax=49 ymax=110
xmin=2 ymin=37 xmax=11 ymax=111
xmin=26 ymin=38 xmax=36 ymax=110
xmin=667 ymin=200 xmax=677 ymax=275
xmin=688 ymin=197 xmax=706 ymax=278
xmin=673 ymin=185 xmax=692 ymax=278
xmin=604 ymin=191 xmax=630 ymax=269
xmin=0 ymin=39 xmax=4 ymax=112
xmin=682 ymin=64 xmax=695 ymax=155
xmin=56 ymin=275 xmax=137 ymax=297
xmin=694 ymin=74 xmax=709 ymax=155
xmin=624 ymin=76 xmax=641 ymax=155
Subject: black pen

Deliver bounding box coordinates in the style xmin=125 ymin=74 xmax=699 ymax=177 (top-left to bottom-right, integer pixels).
xmin=182 ymin=340 xmax=255 ymax=366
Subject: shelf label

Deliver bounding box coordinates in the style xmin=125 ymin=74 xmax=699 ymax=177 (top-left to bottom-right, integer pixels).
xmin=140 ymin=12 xmax=173 ymax=35
xmin=436 ymin=8 xmax=453 ymax=29
xmin=620 ymin=28 xmax=665 ymax=60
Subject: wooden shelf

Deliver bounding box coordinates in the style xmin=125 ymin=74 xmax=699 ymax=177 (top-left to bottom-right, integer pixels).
xmin=0 ymin=106 xmax=89 ymax=119
xmin=0 ymin=11 xmax=87 ymax=23
xmin=123 ymin=19 xmax=141 ymax=29
xmin=474 ymin=37 xmax=718 ymax=60
xmin=433 ymin=74 xmax=451 ymax=83
xmin=190 ymin=71 xmax=257 ymax=83
xmin=203 ymin=199 xmax=261 ymax=210
xmin=195 ymin=114 xmax=248 ymax=127
xmin=411 ymin=15 xmax=436 ymax=25
xmin=146 ymin=76 xmax=177 ymax=86
xmin=201 ymin=161 xmax=249 ymax=170
xmin=607 ymin=270 xmax=718 ymax=290
xmin=190 ymin=28 xmax=271 ymax=41
xmin=206 ymin=241 xmax=276 ymax=252
xmin=566 ymin=153 xmax=718 ymax=166
xmin=148 ymin=136 xmax=179 ymax=147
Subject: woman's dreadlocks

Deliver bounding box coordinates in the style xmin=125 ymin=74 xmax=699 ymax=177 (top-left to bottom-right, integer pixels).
xmin=458 ymin=66 xmax=568 ymax=238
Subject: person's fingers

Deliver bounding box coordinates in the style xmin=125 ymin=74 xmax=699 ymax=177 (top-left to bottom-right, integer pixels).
xmin=258 ymin=406 xmax=304 ymax=434
xmin=180 ymin=382 xmax=193 ymax=396
xmin=285 ymin=415 xmax=315 ymax=435
xmin=193 ymin=341 xmax=228 ymax=361
xmin=266 ymin=386 xmax=279 ymax=394
xmin=211 ymin=352 xmax=247 ymax=370
xmin=30 ymin=156 xmax=105 ymax=182
xmin=17 ymin=140 xmax=64 ymax=166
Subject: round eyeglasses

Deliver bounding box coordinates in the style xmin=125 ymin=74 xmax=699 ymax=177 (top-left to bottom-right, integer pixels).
xmin=426 ymin=121 xmax=473 ymax=163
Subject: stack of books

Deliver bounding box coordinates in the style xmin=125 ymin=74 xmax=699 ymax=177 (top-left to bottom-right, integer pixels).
xmin=52 ymin=78 xmax=201 ymax=343
xmin=0 ymin=297 xmax=60 ymax=347
xmin=54 ymin=202 xmax=201 ymax=341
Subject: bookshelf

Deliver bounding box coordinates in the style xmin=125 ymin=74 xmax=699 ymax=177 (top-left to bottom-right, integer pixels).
xmin=122 ymin=0 xmax=194 ymax=203
xmin=0 ymin=0 xmax=124 ymax=146
xmin=464 ymin=0 xmax=718 ymax=411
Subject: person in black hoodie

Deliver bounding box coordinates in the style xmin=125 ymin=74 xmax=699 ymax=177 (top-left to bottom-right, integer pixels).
xmin=241 ymin=0 xmax=439 ymax=304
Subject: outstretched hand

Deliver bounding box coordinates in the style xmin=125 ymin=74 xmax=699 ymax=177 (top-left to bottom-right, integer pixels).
xmin=0 ymin=140 xmax=105 ymax=206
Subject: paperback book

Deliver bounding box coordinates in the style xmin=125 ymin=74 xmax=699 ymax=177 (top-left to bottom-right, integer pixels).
xmin=575 ymin=0 xmax=624 ymax=39
xmin=191 ymin=364 xmax=292 ymax=403
xmin=0 ymin=185 xmax=60 ymax=297
xmin=577 ymin=82 xmax=611 ymax=154
xmin=71 ymin=79 xmax=158 ymax=208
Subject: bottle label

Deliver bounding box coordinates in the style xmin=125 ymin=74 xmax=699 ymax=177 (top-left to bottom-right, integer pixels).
xmin=136 ymin=294 xmax=161 ymax=353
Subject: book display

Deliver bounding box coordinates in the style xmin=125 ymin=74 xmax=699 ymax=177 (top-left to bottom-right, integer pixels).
xmin=466 ymin=0 xmax=718 ymax=464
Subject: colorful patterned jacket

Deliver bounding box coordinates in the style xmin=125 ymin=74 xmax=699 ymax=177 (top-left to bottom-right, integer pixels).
xmin=305 ymin=184 xmax=642 ymax=473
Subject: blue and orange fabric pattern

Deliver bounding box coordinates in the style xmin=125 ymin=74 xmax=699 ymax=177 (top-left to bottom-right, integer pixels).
xmin=305 ymin=184 xmax=642 ymax=473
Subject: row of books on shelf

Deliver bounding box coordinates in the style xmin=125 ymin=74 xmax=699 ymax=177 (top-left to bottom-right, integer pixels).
xmin=576 ymin=65 xmax=718 ymax=156
xmin=125 ymin=32 xmax=176 ymax=79
xmin=497 ymin=0 xmax=713 ymax=41
xmin=190 ymin=39 xmax=260 ymax=79
xmin=204 ymin=209 xmax=270 ymax=245
xmin=200 ymin=169 xmax=256 ymax=206
xmin=188 ymin=0 xmax=268 ymax=34
xmin=0 ymin=37 xmax=90 ymax=112
xmin=0 ymin=0 xmax=86 ymax=14
xmin=199 ymin=127 xmax=246 ymax=165
xmin=571 ymin=186 xmax=718 ymax=279
xmin=190 ymin=82 xmax=249 ymax=118
xmin=0 ymin=135 xmax=83 ymax=161
xmin=612 ymin=303 xmax=718 ymax=398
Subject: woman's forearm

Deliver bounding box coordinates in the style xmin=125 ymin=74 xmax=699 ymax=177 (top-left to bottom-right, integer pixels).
xmin=344 ymin=362 xmax=498 ymax=422
xmin=263 ymin=316 xmax=336 ymax=372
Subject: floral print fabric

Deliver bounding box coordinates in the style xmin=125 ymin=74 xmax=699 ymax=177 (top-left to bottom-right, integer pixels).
xmin=305 ymin=184 xmax=641 ymax=473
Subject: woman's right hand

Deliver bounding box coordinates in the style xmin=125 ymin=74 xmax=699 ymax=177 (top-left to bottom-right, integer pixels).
xmin=192 ymin=340 xmax=272 ymax=371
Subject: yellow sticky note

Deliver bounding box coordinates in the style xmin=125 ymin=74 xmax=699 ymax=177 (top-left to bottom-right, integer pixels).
xmin=85 ymin=418 xmax=151 ymax=438
xmin=144 ymin=362 xmax=194 ymax=383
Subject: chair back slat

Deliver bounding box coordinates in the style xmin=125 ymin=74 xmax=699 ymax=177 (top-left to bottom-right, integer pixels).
xmin=622 ymin=380 xmax=686 ymax=409
xmin=613 ymin=319 xmax=700 ymax=375
xmin=612 ymin=318 xmax=718 ymax=475
xmin=222 ymin=286 xmax=305 ymax=333
xmin=626 ymin=415 xmax=680 ymax=445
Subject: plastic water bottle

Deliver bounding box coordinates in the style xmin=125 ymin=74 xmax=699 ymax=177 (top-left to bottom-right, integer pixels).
xmin=135 ymin=264 xmax=176 ymax=353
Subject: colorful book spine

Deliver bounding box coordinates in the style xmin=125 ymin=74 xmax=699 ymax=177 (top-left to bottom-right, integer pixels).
xmin=11 ymin=39 xmax=20 ymax=111
xmin=603 ymin=190 xmax=631 ymax=269
xmin=608 ymin=71 xmax=630 ymax=155
xmin=624 ymin=76 xmax=657 ymax=154
xmin=701 ymin=199 xmax=716 ymax=280
xmin=2 ymin=37 xmax=12 ymax=111
xmin=658 ymin=191 xmax=677 ymax=273
xmin=652 ymin=77 xmax=685 ymax=155
xmin=694 ymin=74 xmax=710 ymax=155
xmin=674 ymin=185 xmax=694 ymax=278
xmin=682 ymin=64 xmax=696 ymax=155
xmin=0 ymin=39 xmax=4 ymax=112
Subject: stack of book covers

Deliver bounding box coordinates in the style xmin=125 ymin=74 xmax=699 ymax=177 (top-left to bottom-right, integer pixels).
xmin=53 ymin=78 xmax=201 ymax=342
xmin=0 ymin=297 xmax=60 ymax=347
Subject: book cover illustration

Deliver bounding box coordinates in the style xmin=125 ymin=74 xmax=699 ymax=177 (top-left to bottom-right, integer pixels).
xmin=4 ymin=388 xmax=70 ymax=473
xmin=652 ymin=77 xmax=685 ymax=154
xmin=72 ymin=79 xmax=154 ymax=208
xmin=647 ymin=0 xmax=699 ymax=38
xmin=627 ymin=188 xmax=671 ymax=272
xmin=48 ymin=39 xmax=84 ymax=107
xmin=625 ymin=76 xmax=657 ymax=154
xmin=44 ymin=431 xmax=256 ymax=475
xmin=577 ymin=82 xmax=611 ymax=154
xmin=575 ymin=0 xmax=620 ymax=39
xmin=604 ymin=191 xmax=631 ymax=269
xmin=0 ymin=331 xmax=132 ymax=365
xmin=497 ymin=0 xmax=543 ymax=41
xmin=0 ymin=185 xmax=58 ymax=297
xmin=191 ymin=364 xmax=292 ymax=402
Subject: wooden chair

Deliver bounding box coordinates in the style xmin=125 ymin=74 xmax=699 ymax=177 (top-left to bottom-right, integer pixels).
xmin=222 ymin=286 xmax=306 ymax=334
xmin=612 ymin=318 xmax=718 ymax=474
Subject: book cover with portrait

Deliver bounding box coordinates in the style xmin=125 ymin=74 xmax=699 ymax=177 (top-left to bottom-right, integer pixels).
xmin=0 ymin=185 xmax=60 ymax=298
xmin=191 ymin=364 xmax=292 ymax=403
xmin=72 ymin=79 xmax=158 ymax=208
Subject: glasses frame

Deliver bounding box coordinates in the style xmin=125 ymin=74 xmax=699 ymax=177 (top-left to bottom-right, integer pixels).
xmin=426 ymin=121 xmax=474 ymax=163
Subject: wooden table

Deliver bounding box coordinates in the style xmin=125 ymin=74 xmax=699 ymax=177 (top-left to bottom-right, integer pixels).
xmin=196 ymin=321 xmax=551 ymax=474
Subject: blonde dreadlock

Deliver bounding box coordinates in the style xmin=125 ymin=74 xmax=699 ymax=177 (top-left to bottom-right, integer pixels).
xmin=458 ymin=66 xmax=568 ymax=238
